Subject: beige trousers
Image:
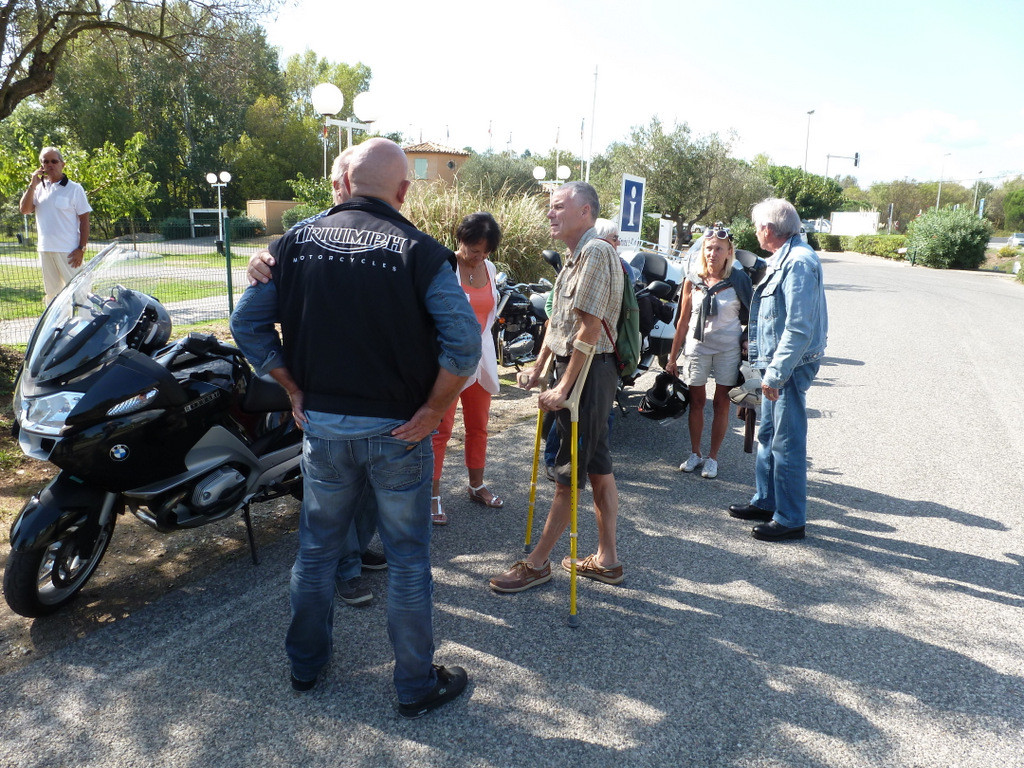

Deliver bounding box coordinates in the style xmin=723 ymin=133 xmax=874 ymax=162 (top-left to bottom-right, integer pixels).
xmin=39 ymin=251 xmax=80 ymax=305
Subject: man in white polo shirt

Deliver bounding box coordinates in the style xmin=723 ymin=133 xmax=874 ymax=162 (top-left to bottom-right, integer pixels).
xmin=19 ymin=146 xmax=92 ymax=305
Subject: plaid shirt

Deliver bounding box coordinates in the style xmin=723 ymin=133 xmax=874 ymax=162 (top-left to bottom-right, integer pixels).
xmin=544 ymin=227 xmax=622 ymax=356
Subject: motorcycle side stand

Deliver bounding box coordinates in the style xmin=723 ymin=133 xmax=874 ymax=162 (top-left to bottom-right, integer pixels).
xmin=241 ymin=504 xmax=259 ymax=565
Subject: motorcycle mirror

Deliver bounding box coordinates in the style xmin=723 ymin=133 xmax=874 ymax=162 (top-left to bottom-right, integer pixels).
xmin=734 ymin=249 xmax=758 ymax=269
xmin=538 ymin=277 xmax=552 ymax=288
xmin=541 ymin=249 xmax=562 ymax=274
xmin=646 ymin=280 xmax=674 ymax=300
xmin=495 ymin=271 xmax=508 ymax=287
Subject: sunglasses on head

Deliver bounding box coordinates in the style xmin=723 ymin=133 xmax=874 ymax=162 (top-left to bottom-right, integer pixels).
xmin=705 ymin=227 xmax=732 ymax=241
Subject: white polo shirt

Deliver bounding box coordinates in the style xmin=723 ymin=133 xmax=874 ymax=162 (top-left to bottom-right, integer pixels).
xmin=33 ymin=176 xmax=92 ymax=253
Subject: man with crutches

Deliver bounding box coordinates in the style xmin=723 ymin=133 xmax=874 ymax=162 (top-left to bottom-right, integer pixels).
xmin=490 ymin=181 xmax=624 ymax=594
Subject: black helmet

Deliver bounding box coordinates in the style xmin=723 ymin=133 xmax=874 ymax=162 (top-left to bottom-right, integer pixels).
xmin=126 ymin=294 xmax=172 ymax=354
xmin=638 ymin=372 xmax=689 ymax=420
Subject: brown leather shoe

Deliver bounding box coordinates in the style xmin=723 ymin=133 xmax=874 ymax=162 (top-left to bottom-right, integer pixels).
xmin=561 ymin=554 xmax=624 ymax=585
xmin=489 ymin=560 xmax=551 ymax=593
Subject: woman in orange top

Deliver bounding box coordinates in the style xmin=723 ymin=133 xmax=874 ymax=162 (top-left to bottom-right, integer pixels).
xmin=431 ymin=212 xmax=503 ymax=524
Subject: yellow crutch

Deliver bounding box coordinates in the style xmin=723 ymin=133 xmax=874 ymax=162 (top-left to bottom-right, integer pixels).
xmin=521 ymin=355 xmax=553 ymax=554
xmin=561 ymin=339 xmax=596 ymax=628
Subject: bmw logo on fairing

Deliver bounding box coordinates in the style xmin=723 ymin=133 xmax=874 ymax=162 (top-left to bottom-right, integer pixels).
xmin=110 ymin=444 xmax=129 ymax=461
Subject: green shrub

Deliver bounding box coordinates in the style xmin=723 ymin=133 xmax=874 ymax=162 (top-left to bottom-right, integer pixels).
xmin=281 ymin=204 xmax=322 ymax=231
xmin=230 ymin=216 xmax=265 ymax=239
xmin=997 ymin=244 xmax=1020 ymax=259
xmin=161 ymin=217 xmax=190 ymax=240
xmin=907 ymin=208 xmax=992 ymax=270
xmin=819 ymin=234 xmax=842 ymax=252
xmin=806 ymin=232 xmax=820 ymax=250
xmin=727 ymin=218 xmax=768 ymax=257
xmin=838 ymin=234 xmax=908 ymax=259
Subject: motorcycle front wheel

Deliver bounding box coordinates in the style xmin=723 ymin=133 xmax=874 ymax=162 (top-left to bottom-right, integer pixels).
xmin=3 ymin=514 xmax=117 ymax=618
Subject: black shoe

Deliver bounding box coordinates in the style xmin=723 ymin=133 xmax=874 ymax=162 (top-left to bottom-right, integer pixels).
xmin=361 ymin=550 xmax=388 ymax=571
xmin=291 ymin=673 xmax=317 ymax=692
xmin=752 ymin=520 xmax=805 ymax=541
xmin=397 ymin=664 xmax=468 ymax=719
xmin=336 ymin=577 xmax=372 ymax=606
xmin=728 ymin=504 xmax=774 ymax=521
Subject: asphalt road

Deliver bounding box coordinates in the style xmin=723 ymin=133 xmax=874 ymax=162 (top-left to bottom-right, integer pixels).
xmin=1 ymin=251 xmax=1022 ymax=767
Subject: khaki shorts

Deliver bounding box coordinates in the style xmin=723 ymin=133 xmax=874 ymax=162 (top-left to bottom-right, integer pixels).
xmin=683 ymin=346 xmax=742 ymax=388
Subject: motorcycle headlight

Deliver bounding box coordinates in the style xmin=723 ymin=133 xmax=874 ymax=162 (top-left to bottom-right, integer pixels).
xmin=106 ymin=388 xmax=159 ymax=417
xmin=20 ymin=391 xmax=84 ymax=435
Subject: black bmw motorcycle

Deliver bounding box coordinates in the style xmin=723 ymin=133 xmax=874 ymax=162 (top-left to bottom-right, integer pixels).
xmin=4 ymin=243 xmax=303 ymax=617
xmin=492 ymin=262 xmax=553 ymax=369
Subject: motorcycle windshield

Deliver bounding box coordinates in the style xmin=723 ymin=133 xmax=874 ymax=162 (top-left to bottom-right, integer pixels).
xmin=24 ymin=244 xmax=151 ymax=384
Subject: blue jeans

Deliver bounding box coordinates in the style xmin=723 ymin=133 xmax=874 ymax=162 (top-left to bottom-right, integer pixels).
xmin=286 ymin=430 xmax=437 ymax=703
xmin=335 ymin=486 xmax=379 ymax=582
xmin=750 ymin=361 xmax=819 ymax=528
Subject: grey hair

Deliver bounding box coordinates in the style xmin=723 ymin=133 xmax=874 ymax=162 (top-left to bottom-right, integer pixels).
xmin=594 ymin=217 xmax=618 ymax=240
xmin=330 ymin=147 xmax=355 ymax=183
xmin=751 ymin=198 xmax=801 ymax=239
xmin=561 ymin=181 xmax=600 ymax=219
xmin=39 ymin=146 xmax=63 ymax=162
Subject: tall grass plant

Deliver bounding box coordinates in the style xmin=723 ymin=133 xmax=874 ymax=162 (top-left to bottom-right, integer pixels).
xmin=404 ymin=182 xmax=555 ymax=282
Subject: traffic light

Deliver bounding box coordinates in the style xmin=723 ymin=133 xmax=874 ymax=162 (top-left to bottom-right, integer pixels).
xmin=854 ymin=152 xmax=860 ymax=167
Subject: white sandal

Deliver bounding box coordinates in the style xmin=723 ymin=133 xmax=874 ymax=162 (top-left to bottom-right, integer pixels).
xmin=431 ymin=495 xmax=448 ymax=525
xmin=468 ymin=483 xmax=504 ymax=508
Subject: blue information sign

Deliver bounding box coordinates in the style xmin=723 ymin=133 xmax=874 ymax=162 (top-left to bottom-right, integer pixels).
xmin=618 ymin=174 xmax=646 ymax=248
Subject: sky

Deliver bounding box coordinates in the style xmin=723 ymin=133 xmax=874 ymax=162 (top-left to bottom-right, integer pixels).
xmin=261 ymin=0 xmax=1024 ymax=190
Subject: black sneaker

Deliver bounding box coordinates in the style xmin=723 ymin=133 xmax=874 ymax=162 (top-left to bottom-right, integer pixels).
xmin=335 ymin=577 xmax=372 ymax=606
xmin=291 ymin=673 xmax=317 ymax=692
xmin=397 ymin=664 xmax=468 ymax=719
xmin=360 ymin=550 xmax=388 ymax=570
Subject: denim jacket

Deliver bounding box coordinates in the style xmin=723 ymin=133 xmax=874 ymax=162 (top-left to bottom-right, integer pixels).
xmin=747 ymin=235 xmax=828 ymax=389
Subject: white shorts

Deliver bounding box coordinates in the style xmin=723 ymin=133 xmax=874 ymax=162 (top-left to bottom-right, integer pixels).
xmin=683 ymin=346 xmax=742 ymax=388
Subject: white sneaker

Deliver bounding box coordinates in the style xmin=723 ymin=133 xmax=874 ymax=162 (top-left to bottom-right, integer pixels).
xmin=679 ymin=453 xmax=704 ymax=472
xmin=701 ymin=458 xmax=719 ymax=478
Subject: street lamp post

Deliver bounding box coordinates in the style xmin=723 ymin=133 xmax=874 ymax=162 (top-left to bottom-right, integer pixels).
xmin=206 ymin=170 xmax=233 ymax=311
xmin=973 ymin=171 xmax=984 ymax=213
xmin=311 ymin=83 xmax=376 ymax=177
xmin=935 ymin=152 xmax=951 ymax=210
xmin=803 ymin=110 xmax=815 ymax=172
xmin=205 ymin=171 xmax=231 ymax=246
xmin=532 ymin=164 xmax=571 ymax=188
xmin=311 ymin=83 xmax=344 ymax=178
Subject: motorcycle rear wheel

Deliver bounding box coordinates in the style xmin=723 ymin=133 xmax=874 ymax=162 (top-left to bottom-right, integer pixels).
xmin=3 ymin=514 xmax=117 ymax=618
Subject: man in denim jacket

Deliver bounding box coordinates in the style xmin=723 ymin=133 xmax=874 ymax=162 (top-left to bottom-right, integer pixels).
xmin=728 ymin=199 xmax=828 ymax=541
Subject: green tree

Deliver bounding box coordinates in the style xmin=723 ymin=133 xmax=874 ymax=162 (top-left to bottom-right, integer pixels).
xmin=0 ymin=0 xmax=282 ymax=121
xmin=867 ymin=179 xmax=935 ymax=233
xmin=456 ymin=152 xmax=540 ymax=198
xmin=40 ymin=14 xmax=286 ymax=213
xmin=763 ymin=166 xmax=844 ymax=219
xmin=906 ymin=207 xmax=991 ymax=269
xmin=284 ymin=50 xmax=371 ymax=126
xmin=604 ymin=117 xmax=734 ymax=250
xmin=1004 ymin=188 xmax=1024 ymax=230
xmin=72 ymin=133 xmax=160 ymax=235
xmin=221 ymin=95 xmax=321 ymax=201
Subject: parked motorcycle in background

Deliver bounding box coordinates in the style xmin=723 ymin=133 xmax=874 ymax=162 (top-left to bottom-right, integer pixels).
xmin=492 ymin=253 xmax=554 ymax=369
xmin=4 ymin=243 xmax=303 ymax=618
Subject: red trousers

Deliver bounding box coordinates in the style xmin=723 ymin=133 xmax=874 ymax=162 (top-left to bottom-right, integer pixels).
xmin=432 ymin=382 xmax=492 ymax=482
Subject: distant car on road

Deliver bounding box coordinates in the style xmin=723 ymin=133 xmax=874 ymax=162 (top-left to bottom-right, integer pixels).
xmin=1009 ymin=233 xmax=1024 ymax=248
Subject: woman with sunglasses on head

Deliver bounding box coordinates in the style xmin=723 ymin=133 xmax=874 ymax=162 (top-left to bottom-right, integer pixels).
xmin=665 ymin=226 xmax=752 ymax=479
xmin=430 ymin=212 xmax=504 ymax=524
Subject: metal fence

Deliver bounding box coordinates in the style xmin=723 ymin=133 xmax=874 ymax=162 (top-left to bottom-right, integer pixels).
xmin=0 ymin=229 xmax=273 ymax=346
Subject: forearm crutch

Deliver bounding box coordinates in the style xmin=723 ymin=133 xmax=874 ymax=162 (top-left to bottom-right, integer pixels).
xmin=563 ymin=339 xmax=596 ymax=628
xmin=522 ymin=355 xmax=554 ymax=553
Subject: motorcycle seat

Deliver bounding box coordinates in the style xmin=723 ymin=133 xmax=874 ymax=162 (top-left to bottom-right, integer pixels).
xmin=241 ymin=374 xmax=292 ymax=413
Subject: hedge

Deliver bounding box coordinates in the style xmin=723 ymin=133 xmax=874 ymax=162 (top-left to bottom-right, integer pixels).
xmin=838 ymin=234 xmax=908 ymax=259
